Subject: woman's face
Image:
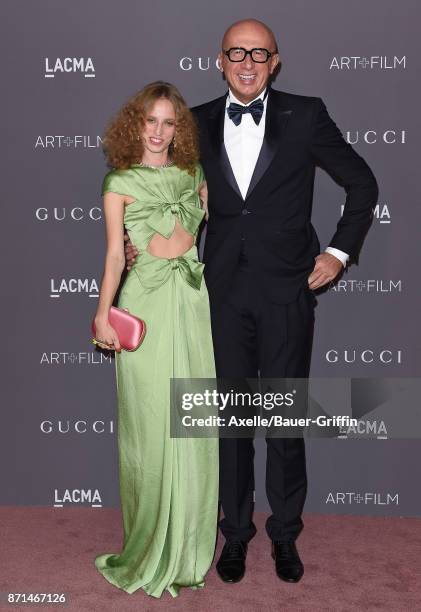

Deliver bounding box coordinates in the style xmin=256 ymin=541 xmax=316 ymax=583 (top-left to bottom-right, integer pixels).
xmin=141 ymin=97 xmax=176 ymax=156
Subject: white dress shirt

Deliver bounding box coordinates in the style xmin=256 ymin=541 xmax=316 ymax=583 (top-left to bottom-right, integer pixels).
xmin=223 ymin=88 xmax=349 ymax=267
xmin=224 ymin=88 xmax=268 ymax=199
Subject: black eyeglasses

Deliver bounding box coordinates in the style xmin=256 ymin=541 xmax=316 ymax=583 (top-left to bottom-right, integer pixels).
xmin=223 ymin=47 xmax=276 ymax=63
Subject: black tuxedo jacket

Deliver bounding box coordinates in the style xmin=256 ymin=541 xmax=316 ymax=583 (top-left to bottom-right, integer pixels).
xmin=191 ymin=87 xmax=378 ymax=304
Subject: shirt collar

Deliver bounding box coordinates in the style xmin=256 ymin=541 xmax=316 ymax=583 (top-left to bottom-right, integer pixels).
xmin=226 ymin=87 xmax=268 ymax=108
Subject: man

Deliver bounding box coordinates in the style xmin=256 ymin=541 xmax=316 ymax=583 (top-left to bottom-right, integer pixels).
xmin=125 ymin=19 xmax=378 ymax=583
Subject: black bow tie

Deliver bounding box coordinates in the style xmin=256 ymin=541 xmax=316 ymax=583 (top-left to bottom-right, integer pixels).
xmin=227 ymin=98 xmax=264 ymax=126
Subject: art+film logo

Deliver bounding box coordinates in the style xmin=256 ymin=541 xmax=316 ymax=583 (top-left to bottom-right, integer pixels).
xmin=34 ymin=135 xmax=103 ymax=149
xmin=328 ymin=279 xmax=402 ymax=294
xmin=329 ymin=55 xmax=406 ymax=70
xmin=325 ymin=492 xmax=399 ymax=506
xmin=39 ymin=351 xmax=113 ymax=365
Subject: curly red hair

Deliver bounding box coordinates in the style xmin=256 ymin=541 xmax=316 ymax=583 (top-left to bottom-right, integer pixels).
xmin=103 ymin=81 xmax=200 ymax=175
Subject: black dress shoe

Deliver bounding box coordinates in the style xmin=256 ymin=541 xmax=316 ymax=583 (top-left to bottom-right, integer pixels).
xmin=271 ymin=541 xmax=304 ymax=583
xmin=216 ymin=540 xmax=248 ymax=583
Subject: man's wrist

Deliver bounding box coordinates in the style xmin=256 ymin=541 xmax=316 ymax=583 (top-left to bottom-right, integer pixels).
xmin=325 ymin=247 xmax=349 ymax=267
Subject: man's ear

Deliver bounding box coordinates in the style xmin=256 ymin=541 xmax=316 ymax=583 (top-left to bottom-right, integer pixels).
xmin=217 ymin=52 xmax=224 ymax=72
xmin=270 ymin=53 xmax=280 ymax=74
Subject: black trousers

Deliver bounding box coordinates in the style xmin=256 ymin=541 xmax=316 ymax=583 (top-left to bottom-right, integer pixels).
xmin=209 ymin=254 xmax=315 ymax=543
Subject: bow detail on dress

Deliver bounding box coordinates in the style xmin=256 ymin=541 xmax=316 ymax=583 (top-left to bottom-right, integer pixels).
xmin=146 ymin=190 xmax=205 ymax=238
xmin=133 ymin=248 xmax=204 ymax=292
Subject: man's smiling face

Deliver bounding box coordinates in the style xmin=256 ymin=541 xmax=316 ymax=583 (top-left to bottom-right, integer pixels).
xmin=218 ymin=20 xmax=280 ymax=104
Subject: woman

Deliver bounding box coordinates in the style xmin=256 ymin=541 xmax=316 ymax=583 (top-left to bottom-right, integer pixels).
xmin=93 ymin=81 xmax=218 ymax=598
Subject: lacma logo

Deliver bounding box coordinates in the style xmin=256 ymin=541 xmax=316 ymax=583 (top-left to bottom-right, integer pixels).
xmin=54 ymin=489 xmax=102 ymax=507
xmin=337 ymin=419 xmax=388 ymax=439
xmin=341 ymin=203 xmax=391 ymax=224
xmin=50 ymin=278 xmax=99 ymax=298
xmin=44 ymin=57 xmax=95 ymax=78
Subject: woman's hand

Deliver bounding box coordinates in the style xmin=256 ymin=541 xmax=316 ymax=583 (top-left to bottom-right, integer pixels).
xmin=124 ymin=233 xmax=139 ymax=271
xmin=93 ymin=317 xmax=121 ymax=352
xmin=198 ymin=181 xmax=209 ymax=221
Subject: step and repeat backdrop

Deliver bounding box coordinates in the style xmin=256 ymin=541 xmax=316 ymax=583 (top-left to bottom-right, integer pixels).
xmin=2 ymin=0 xmax=420 ymax=515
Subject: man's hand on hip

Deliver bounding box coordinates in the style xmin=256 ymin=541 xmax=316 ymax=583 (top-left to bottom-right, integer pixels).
xmin=124 ymin=233 xmax=139 ymax=271
xmin=308 ymin=253 xmax=343 ymax=289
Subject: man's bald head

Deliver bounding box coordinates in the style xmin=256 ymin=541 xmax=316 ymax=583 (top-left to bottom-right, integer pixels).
xmin=222 ymin=19 xmax=278 ymax=52
xmin=218 ymin=18 xmax=280 ymax=104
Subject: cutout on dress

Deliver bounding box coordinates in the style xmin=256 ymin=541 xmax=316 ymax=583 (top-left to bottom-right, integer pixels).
xmin=146 ymin=218 xmax=195 ymax=260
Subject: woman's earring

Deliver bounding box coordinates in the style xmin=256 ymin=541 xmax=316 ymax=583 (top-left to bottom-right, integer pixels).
xmin=172 ymin=137 xmax=177 ymax=149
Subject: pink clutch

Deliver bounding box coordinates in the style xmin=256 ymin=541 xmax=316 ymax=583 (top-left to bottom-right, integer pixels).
xmin=91 ymin=306 xmax=146 ymax=352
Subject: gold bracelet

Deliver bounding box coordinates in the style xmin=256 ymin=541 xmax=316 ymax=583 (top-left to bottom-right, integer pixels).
xmin=92 ymin=338 xmax=114 ymax=348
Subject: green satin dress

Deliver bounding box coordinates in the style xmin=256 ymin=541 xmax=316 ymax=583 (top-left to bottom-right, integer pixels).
xmin=94 ymin=163 xmax=219 ymax=598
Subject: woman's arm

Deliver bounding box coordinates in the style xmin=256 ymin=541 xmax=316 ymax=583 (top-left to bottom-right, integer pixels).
xmin=93 ymin=192 xmax=126 ymax=351
xmin=198 ymin=180 xmax=209 ymax=221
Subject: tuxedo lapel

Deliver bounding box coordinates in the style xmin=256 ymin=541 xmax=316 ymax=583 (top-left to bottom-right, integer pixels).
xmin=245 ymin=89 xmax=292 ymax=200
xmin=208 ymin=93 xmax=243 ymax=200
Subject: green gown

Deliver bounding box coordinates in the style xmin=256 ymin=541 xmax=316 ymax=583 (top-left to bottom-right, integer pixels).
xmin=94 ymin=163 xmax=219 ymax=598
